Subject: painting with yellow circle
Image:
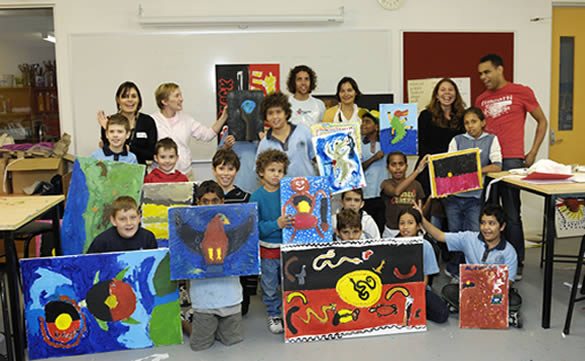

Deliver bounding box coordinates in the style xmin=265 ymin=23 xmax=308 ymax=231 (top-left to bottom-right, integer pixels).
xmin=281 ymin=238 xmax=426 ymax=343
xmin=20 ymin=249 xmax=181 ymax=359
xmin=428 ymin=148 xmax=482 ymax=198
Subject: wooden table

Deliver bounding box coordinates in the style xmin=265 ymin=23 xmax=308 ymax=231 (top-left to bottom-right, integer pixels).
xmin=486 ymin=172 xmax=585 ymax=329
xmin=0 ymin=195 xmax=64 ymax=361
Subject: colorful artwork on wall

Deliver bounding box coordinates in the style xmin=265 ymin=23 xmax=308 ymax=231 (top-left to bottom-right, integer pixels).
xmin=20 ymin=249 xmax=181 ymax=359
xmin=281 ymin=238 xmax=426 ymax=343
xmin=61 ymin=157 xmax=145 ymax=255
xmin=311 ymin=122 xmax=361 ymax=155
xmin=555 ymin=198 xmax=585 ymax=238
xmin=141 ymin=182 xmax=196 ymax=248
xmin=215 ymin=64 xmax=280 ymax=119
xmin=168 ymin=204 xmax=260 ymax=280
xmin=227 ymin=90 xmax=265 ymax=141
xmin=379 ymin=103 xmax=418 ymax=155
xmin=281 ymin=176 xmax=332 ymax=244
xmin=459 ymin=264 xmax=509 ymax=329
xmin=312 ymin=131 xmax=366 ymax=194
xmin=428 ymin=148 xmax=482 ymax=198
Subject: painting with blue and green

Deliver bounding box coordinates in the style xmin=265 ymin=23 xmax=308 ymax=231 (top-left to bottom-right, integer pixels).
xmin=61 ymin=157 xmax=145 ymax=255
xmin=379 ymin=103 xmax=418 ymax=155
xmin=312 ymin=130 xmax=366 ymax=195
xmin=280 ymin=176 xmax=332 ymax=244
xmin=168 ymin=204 xmax=260 ymax=280
xmin=20 ymin=248 xmax=181 ymax=360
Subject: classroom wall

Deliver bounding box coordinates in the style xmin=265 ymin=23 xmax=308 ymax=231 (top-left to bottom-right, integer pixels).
xmin=2 ymin=0 xmax=574 ymax=233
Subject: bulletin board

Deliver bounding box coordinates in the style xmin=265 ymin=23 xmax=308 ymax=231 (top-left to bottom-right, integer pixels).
xmin=403 ymin=32 xmax=514 ymax=106
xmin=69 ymin=30 xmax=392 ymax=161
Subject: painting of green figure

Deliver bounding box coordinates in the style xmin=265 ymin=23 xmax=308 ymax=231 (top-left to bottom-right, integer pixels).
xmin=61 ymin=157 xmax=145 ymax=255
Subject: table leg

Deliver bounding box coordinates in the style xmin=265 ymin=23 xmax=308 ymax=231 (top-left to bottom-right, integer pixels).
xmin=542 ymin=196 xmax=555 ymax=329
xmin=3 ymin=232 xmax=25 ymax=361
xmin=51 ymin=203 xmax=62 ymax=256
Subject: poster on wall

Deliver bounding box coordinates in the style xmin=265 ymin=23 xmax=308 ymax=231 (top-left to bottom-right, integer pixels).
xmin=459 ymin=264 xmax=509 ymax=329
xmin=280 ymin=176 xmax=332 ymax=244
xmin=555 ymin=198 xmax=585 ymax=238
xmin=61 ymin=157 xmax=145 ymax=255
xmin=20 ymin=249 xmax=181 ymax=359
xmin=168 ymin=204 xmax=260 ymax=280
xmin=141 ymin=182 xmax=196 ymax=248
xmin=379 ymin=103 xmax=418 ymax=155
xmin=428 ymin=148 xmax=482 ymax=198
xmin=215 ymin=64 xmax=280 ymax=119
xmin=281 ymin=238 xmax=426 ymax=343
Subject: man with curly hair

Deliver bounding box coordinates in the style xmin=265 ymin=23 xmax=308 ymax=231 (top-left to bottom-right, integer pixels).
xmin=286 ymin=65 xmax=326 ymax=127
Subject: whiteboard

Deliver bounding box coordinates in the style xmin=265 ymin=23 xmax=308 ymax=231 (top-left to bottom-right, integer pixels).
xmin=69 ymin=30 xmax=392 ymax=161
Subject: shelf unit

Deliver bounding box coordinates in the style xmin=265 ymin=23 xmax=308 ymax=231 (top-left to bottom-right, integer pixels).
xmin=0 ymin=86 xmax=59 ymax=143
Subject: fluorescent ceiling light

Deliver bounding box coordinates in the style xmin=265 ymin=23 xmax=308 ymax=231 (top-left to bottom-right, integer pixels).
xmin=138 ymin=5 xmax=344 ymax=27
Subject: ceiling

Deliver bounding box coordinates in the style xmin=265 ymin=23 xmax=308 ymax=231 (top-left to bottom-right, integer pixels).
xmin=0 ymin=8 xmax=54 ymax=45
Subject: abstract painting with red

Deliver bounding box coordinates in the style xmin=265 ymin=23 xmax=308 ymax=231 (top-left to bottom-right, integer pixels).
xmin=281 ymin=238 xmax=426 ymax=343
xmin=459 ymin=264 xmax=509 ymax=329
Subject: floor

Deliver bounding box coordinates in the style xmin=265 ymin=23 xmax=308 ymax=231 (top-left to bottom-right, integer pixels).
xmin=5 ymin=237 xmax=585 ymax=361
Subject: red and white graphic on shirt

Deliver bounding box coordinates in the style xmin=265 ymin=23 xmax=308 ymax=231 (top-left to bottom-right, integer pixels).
xmin=480 ymin=96 xmax=513 ymax=119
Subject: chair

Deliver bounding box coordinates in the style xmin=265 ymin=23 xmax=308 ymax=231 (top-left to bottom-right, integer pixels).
xmin=563 ymin=233 xmax=585 ymax=335
xmin=0 ymin=271 xmax=14 ymax=361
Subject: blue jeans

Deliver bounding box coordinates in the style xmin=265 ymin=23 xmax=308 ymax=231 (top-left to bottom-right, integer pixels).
xmin=487 ymin=158 xmax=525 ymax=264
xmin=261 ymin=258 xmax=282 ymax=317
xmin=443 ymin=196 xmax=481 ymax=232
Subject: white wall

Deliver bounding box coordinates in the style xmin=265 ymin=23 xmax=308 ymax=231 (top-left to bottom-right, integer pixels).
xmin=1 ymin=0 xmax=574 ymax=233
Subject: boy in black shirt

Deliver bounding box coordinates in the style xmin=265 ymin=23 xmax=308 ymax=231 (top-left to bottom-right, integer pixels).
xmin=87 ymin=196 xmax=157 ymax=253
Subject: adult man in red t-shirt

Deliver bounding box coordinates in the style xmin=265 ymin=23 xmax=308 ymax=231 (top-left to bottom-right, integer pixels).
xmin=475 ymin=54 xmax=548 ymax=279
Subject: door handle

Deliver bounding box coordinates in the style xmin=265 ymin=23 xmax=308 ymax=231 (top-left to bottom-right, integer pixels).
xmin=551 ymin=129 xmax=563 ymax=145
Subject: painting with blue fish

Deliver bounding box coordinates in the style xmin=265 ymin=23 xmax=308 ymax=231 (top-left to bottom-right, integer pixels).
xmin=379 ymin=103 xmax=418 ymax=155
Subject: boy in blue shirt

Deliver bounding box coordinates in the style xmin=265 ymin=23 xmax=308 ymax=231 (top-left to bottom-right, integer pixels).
xmin=255 ymin=92 xmax=316 ymax=178
xmin=87 ymin=196 xmax=157 ymax=253
xmin=186 ymin=180 xmax=244 ymax=351
xmin=443 ymin=107 xmax=502 ymax=278
xmin=91 ymin=114 xmax=138 ymax=163
xmin=413 ymin=201 xmax=522 ymax=327
xmin=249 ymin=149 xmax=293 ymax=333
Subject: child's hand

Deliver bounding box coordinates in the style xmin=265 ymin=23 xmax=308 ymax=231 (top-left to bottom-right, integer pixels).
xmin=375 ymin=150 xmax=384 ymax=161
xmin=278 ymin=214 xmax=294 ymax=229
xmin=258 ymin=131 xmax=266 ymax=140
xmin=412 ymin=199 xmax=423 ymax=215
xmin=224 ymin=135 xmax=235 ymax=148
xmin=415 ymin=154 xmax=429 ymax=174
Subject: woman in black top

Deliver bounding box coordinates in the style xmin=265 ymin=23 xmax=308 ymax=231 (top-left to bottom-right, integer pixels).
xmin=98 ymin=81 xmax=157 ymax=164
xmin=415 ymin=78 xmax=466 ymax=196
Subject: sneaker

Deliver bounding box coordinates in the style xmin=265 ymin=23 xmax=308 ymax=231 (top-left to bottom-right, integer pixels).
xmin=181 ymin=309 xmax=194 ymax=323
xmin=267 ymin=316 xmax=284 ymax=334
xmin=515 ymin=264 xmax=524 ymax=281
xmin=509 ymin=310 xmax=523 ymax=328
xmin=179 ymin=284 xmax=191 ymax=307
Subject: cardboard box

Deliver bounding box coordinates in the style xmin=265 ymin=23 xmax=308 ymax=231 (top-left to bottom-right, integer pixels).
xmin=7 ymin=157 xmax=71 ymax=194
